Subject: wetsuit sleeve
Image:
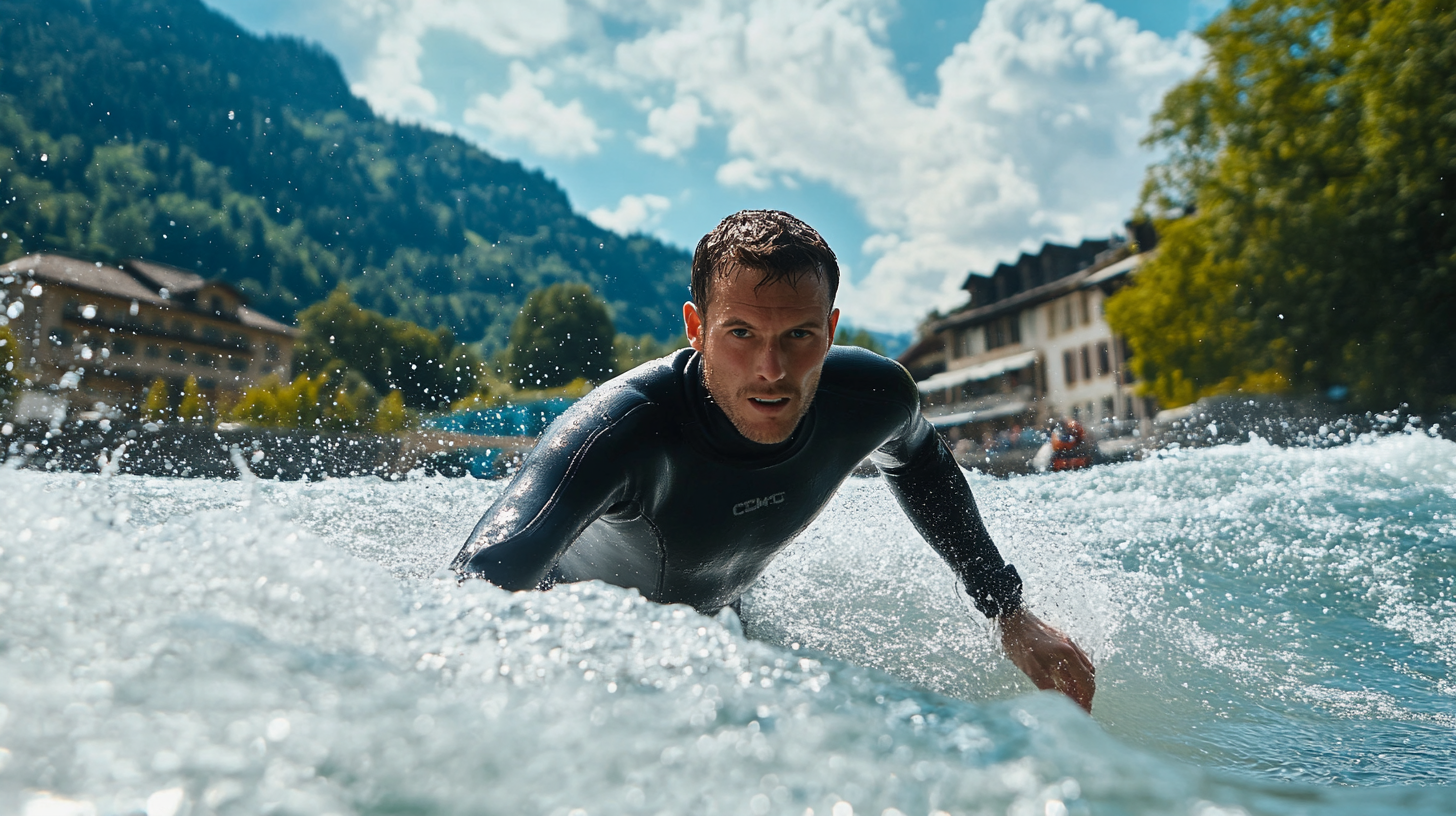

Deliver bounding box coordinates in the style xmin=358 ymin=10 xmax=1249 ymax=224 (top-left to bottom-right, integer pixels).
xmin=450 ymin=400 xmax=645 ymax=590
xmin=871 ymin=381 xmax=1024 ymax=619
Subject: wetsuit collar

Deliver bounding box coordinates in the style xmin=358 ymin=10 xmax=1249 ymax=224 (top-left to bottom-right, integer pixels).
xmin=684 ymin=351 xmax=804 ymax=461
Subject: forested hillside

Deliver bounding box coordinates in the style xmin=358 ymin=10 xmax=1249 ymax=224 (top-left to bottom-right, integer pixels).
xmin=0 ymin=0 xmax=690 ymax=348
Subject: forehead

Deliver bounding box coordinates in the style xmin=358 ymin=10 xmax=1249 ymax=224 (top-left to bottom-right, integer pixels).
xmin=706 ymin=266 xmax=832 ymax=319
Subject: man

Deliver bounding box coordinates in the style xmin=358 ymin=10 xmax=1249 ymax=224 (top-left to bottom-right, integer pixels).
xmin=453 ymin=210 xmax=1096 ymax=711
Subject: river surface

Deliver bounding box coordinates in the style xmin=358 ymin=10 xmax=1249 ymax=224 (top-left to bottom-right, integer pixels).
xmin=1 ymin=433 xmax=1453 ymax=815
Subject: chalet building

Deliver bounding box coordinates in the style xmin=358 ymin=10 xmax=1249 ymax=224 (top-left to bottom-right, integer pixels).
xmin=901 ymin=225 xmax=1160 ymax=444
xmin=1 ymin=253 xmax=295 ymax=416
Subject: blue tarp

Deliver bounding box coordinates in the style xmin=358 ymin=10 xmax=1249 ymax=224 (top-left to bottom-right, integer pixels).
xmin=422 ymin=397 xmax=578 ymax=478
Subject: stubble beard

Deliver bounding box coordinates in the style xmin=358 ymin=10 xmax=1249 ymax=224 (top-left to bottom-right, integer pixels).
xmin=701 ymin=347 xmax=822 ymax=445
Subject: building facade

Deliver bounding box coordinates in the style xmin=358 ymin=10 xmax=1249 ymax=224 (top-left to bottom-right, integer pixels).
xmin=901 ymin=229 xmax=1159 ymax=445
xmin=1 ymin=254 xmax=295 ymax=416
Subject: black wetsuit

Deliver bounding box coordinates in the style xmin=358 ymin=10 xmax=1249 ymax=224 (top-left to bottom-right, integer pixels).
xmin=452 ymin=346 xmax=1023 ymax=617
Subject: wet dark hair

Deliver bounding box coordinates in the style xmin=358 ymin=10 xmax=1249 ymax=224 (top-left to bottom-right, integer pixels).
xmin=690 ymin=210 xmax=839 ymax=311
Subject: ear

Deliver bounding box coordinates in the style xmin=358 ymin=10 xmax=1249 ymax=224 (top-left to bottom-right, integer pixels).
xmin=827 ymin=307 xmax=841 ymax=348
xmin=683 ymin=301 xmax=705 ymax=352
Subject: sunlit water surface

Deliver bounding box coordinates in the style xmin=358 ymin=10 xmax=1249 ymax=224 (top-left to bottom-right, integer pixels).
xmin=1 ymin=434 xmax=1453 ymax=815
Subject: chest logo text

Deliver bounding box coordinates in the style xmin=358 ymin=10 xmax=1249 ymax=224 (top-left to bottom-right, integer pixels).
xmin=733 ymin=492 xmax=786 ymax=516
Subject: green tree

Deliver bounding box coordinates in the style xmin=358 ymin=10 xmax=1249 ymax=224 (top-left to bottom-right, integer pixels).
xmin=141 ymin=377 xmax=170 ymax=422
xmin=295 ymin=288 xmax=480 ymax=410
xmin=225 ymin=373 xmax=330 ymax=429
xmin=614 ymin=332 xmax=684 ymax=372
xmin=178 ymin=375 xmax=208 ymax=424
xmin=373 ymin=390 xmax=407 ymax=433
xmin=506 ymin=283 xmax=617 ymax=388
xmin=0 ymin=324 xmax=18 ymax=409
xmin=1107 ymin=0 xmax=1456 ymax=410
xmin=834 ymin=326 xmax=885 ymax=355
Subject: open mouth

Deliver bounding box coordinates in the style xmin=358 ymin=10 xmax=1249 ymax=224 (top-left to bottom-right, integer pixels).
xmin=748 ymin=397 xmax=790 ymax=406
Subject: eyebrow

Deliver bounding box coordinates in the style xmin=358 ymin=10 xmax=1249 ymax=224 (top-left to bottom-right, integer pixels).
xmin=720 ymin=315 xmax=824 ymax=331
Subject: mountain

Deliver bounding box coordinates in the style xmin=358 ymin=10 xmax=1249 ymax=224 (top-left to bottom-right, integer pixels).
xmin=0 ymin=0 xmax=690 ymax=349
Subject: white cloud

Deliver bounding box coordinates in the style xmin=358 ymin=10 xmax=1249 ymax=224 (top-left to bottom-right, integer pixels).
xmin=588 ymin=193 xmax=673 ymax=235
xmin=714 ymin=158 xmax=772 ymax=191
xmin=463 ymin=62 xmax=606 ymax=158
xmin=637 ymin=96 xmax=710 ymax=158
xmin=342 ymin=0 xmax=575 ymax=122
xmin=326 ymin=0 xmax=1201 ymax=330
xmin=612 ymin=0 xmax=1201 ymax=330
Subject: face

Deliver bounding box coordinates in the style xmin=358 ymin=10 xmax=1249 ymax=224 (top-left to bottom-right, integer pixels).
xmin=684 ymin=266 xmax=840 ymax=444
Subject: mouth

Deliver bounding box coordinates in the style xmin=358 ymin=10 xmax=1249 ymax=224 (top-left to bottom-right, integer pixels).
xmin=748 ymin=397 xmax=790 ymax=406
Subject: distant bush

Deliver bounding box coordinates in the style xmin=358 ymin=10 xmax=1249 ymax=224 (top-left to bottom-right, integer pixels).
xmin=834 ymin=326 xmax=884 ymax=355
xmin=296 ymin=288 xmax=482 ymax=411
xmin=141 ymin=377 xmax=170 ymax=423
xmin=0 ymin=324 xmax=18 ymax=409
xmin=178 ymin=376 xmax=210 ymax=424
xmin=504 ymin=283 xmax=616 ymax=389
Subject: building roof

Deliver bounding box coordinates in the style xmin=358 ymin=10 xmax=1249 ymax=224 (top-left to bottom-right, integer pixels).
xmin=5 ymin=254 xmax=167 ymax=305
xmin=4 ymin=253 xmax=295 ymax=337
xmin=931 ymin=250 xmax=1147 ymax=333
xmin=124 ymin=258 xmax=208 ymax=294
xmin=238 ymin=306 xmax=294 ymax=335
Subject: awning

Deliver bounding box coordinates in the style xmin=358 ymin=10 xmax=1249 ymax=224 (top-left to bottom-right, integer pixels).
xmin=915 ymin=349 xmax=1039 ymax=394
xmin=926 ymin=400 xmax=1031 ymax=427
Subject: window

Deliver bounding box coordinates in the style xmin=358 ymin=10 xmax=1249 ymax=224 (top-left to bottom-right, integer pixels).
xmin=265 ymin=342 xmax=280 ymax=362
xmin=146 ymin=344 xmax=162 ymax=359
xmin=1096 ymin=341 xmax=1111 ymax=377
xmin=984 ymin=316 xmax=1021 ymax=351
xmin=195 ymin=351 xmax=217 ymax=368
xmin=48 ymin=328 xmax=72 ymax=346
xmin=174 ymin=319 xmax=193 ymax=338
xmin=1079 ymin=291 xmax=1092 ymax=325
xmin=1046 ymin=305 xmax=1058 ymax=338
xmin=1080 ymin=345 xmax=1092 ymax=381
xmin=168 ymin=348 xmax=187 ymax=364
xmin=227 ymin=357 xmax=249 ymax=372
xmin=114 ymin=338 xmax=136 ymax=356
xmin=202 ymin=326 xmax=223 ymax=344
xmin=1062 ymin=299 xmax=1075 ymax=332
xmin=1063 ymin=350 xmax=1077 ymax=385
xmin=210 ymin=296 xmax=223 ymax=313
xmin=1102 ymin=396 xmax=1115 ymax=418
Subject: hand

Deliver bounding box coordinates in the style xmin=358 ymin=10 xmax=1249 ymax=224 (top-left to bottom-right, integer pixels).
xmin=998 ymin=607 xmax=1096 ymax=713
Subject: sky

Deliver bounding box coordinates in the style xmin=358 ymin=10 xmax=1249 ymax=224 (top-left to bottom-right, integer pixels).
xmin=203 ymin=0 xmax=1226 ymax=333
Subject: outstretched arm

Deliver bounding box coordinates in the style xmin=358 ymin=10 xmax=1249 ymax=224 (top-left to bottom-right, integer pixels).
xmin=875 ymin=407 xmax=1096 ymax=712
xmin=451 ymin=399 xmax=645 ymax=590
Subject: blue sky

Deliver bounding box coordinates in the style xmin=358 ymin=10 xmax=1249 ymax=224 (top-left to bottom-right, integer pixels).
xmin=204 ymin=0 xmax=1225 ymax=332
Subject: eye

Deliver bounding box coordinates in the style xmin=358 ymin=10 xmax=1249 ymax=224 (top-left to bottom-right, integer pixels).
xmin=730 ymin=328 xmax=750 ymax=338
xmin=789 ymin=329 xmax=812 ymax=339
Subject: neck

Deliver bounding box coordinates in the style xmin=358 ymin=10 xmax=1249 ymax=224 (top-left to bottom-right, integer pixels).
xmin=686 ymin=352 xmax=797 ymax=458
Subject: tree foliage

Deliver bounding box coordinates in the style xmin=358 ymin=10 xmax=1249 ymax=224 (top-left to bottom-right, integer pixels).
xmin=1106 ymin=0 xmax=1456 ymax=410
xmin=295 ymin=288 xmax=480 ymax=410
xmin=0 ymin=0 xmax=689 ymax=347
xmin=141 ymin=377 xmax=170 ymax=423
xmin=178 ymin=375 xmax=208 ymax=424
xmin=0 ymin=323 xmax=18 ymax=408
xmin=834 ymin=326 xmax=885 ymax=355
xmin=505 ymin=283 xmax=617 ymax=389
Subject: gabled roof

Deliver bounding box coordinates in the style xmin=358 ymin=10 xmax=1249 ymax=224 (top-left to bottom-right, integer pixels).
xmin=3 ymin=253 xmax=296 ymax=337
xmin=4 ymin=254 xmax=167 ymax=305
xmin=123 ymin=258 xmax=246 ymax=301
xmin=931 ymin=251 xmax=1147 ymax=333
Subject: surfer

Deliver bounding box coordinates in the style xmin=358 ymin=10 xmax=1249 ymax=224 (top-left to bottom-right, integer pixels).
xmin=453 ymin=210 xmax=1096 ymax=712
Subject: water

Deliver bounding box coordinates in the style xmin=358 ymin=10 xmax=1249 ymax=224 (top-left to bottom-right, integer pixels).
xmin=1 ymin=433 xmax=1453 ymax=815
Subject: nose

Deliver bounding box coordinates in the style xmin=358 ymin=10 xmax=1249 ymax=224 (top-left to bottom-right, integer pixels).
xmin=755 ymin=337 xmax=787 ymax=382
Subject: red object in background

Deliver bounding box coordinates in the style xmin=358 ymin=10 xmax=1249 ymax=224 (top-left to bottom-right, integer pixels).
xmin=1051 ymin=420 xmax=1092 ymax=471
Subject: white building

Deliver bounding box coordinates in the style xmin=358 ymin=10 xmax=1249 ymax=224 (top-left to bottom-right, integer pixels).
xmin=902 ymin=229 xmax=1159 ymax=446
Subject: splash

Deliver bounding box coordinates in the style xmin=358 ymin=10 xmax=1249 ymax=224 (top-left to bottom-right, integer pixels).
xmin=1 ymin=433 xmax=1453 ymax=815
